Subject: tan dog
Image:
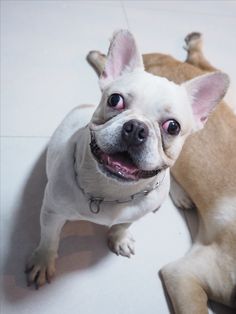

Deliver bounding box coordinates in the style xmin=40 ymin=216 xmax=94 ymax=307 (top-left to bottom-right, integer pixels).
xmin=88 ymin=32 xmax=236 ymax=313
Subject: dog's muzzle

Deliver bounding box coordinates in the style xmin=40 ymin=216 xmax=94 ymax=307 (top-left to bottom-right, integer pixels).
xmin=90 ymin=121 xmax=160 ymax=181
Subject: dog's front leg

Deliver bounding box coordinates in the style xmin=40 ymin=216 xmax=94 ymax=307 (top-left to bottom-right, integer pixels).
xmin=25 ymin=206 xmax=66 ymax=288
xmin=107 ymin=223 xmax=135 ymax=258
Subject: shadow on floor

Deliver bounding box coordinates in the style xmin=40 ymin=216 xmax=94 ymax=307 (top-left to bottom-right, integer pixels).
xmin=2 ymin=148 xmax=109 ymax=303
xmin=2 ymin=149 xmax=234 ymax=314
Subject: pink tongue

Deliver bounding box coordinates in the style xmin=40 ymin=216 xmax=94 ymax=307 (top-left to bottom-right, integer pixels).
xmin=101 ymin=152 xmax=138 ymax=174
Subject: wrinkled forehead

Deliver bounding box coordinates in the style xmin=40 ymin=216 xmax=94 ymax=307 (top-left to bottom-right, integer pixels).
xmin=104 ymin=70 xmax=190 ymax=116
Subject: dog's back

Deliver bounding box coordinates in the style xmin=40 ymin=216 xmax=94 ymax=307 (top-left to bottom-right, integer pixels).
xmin=143 ymin=53 xmax=206 ymax=83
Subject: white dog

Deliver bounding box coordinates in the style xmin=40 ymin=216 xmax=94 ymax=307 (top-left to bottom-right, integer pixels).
xmin=25 ymin=30 xmax=229 ymax=288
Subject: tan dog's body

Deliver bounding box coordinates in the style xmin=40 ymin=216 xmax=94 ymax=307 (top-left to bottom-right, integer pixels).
xmin=88 ymin=33 xmax=236 ymax=312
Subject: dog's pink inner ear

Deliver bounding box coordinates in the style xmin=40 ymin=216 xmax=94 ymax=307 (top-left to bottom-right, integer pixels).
xmin=184 ymin=72 xmax=230 ymax=129
xmin=100 ymin=30 xmax=143 ymax=87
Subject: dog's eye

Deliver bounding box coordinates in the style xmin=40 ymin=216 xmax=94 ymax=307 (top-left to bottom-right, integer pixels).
xmin=107 ymin=94 xmax=125 ymax=110
xmin=162 ymin=119 xmax=180 ymax=135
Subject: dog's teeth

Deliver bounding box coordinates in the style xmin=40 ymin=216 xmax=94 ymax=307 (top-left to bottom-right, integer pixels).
xmin=90 ymin=132 xmax=159 ymax=181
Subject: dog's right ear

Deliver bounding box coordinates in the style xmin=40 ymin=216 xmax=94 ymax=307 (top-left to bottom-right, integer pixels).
xmin=99 ymin=30 xmax=144 ymax=89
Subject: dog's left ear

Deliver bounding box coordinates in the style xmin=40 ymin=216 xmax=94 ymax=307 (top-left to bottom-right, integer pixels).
xmin=183 ymin=72 xmax=230 ymax=130
xmin=100 ymin=30 xmax=144 ymax=89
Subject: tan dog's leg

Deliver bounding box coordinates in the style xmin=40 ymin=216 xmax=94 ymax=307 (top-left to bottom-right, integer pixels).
xmin=161 ymin=242 xmax=235 ymax=313
xmin=86 ymin=32 xmax=217 ymax=79
xmin=161 ymin=252 xmax=208 ymax=314
xmin=107 ymin=223 xmax=135 ymax=258
xmin=184 ymin=32 xmax=217 ymax=72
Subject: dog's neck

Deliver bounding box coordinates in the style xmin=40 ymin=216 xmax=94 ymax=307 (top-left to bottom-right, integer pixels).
xmin=73 ymin=130 xmax=167 ymax=202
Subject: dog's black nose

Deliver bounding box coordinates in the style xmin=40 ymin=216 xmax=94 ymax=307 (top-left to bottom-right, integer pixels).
xmin=122 ymin=119 xmax=149 ymax=146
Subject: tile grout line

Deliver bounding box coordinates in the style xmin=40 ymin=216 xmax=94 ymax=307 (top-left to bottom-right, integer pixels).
xmin=120 ymin=0 xmax=131 ymax=31
xmin=121 ymin=4 xmax=236 ymax=19
xmin=0 ymin=136 xmax=51 ymax=139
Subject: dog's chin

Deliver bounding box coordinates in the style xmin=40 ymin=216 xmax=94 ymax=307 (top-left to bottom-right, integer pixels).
xmin=90 ymin=136 xmax=160 ymax=182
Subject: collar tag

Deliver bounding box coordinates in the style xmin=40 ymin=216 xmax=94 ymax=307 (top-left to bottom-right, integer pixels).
xmin=89 ymin=198 xmax=103 ymax=214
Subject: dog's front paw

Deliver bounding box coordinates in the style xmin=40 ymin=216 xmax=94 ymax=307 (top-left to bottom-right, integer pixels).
xmin=107 ymin=230 xmax=135 ymax=258
xmin=25 ymin=248 xmax=57 ymax=288
xmin=170 ymin=176 xmax=194 ymax=210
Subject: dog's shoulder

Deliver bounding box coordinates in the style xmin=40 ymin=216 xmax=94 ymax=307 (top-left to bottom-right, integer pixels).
xmin=46 ymin=105 xmax=95 ymax=174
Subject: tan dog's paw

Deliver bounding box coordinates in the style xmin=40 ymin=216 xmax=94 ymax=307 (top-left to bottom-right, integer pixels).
xmin=86 ymin=50 xmax=106 ymax=76
xmin=170 ymin=176 xmax=194 ymax=210
xmin=171 ymin=189 xmax=194 ymax=210
xmin=107 ymin=231 xmax=135 ymax=258
xmin=184 ymin=32 xmax=202 ymax=52
xmin=87 ymin=50 xmax=106 ymax=63
xmin=25 ymin=249 xmax=57 ymax=289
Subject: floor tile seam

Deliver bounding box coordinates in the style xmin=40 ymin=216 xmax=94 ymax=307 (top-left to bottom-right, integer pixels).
xmin=120 ymin=0 xmax=131 ymax=30
xmin=0 ymin=136 xmax=51 ymax=139
xmin=122 ymin=4 xmax=236 ymax=19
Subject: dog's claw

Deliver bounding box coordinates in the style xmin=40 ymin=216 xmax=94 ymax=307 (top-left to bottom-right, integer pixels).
xmin=46 ymin=271 xmax=51 ymax=284
xmin=128 ymin=244 xmax=135 ymax=255
xmin=107 ymin=232 xmax=135 ymax=258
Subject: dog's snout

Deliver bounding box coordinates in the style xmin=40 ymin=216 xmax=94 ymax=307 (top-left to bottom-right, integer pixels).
xmin=122 ymin=119 xmax=149 ymax=146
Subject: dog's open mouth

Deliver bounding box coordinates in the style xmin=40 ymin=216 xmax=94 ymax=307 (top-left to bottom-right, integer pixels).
xmin=90 ymin=135 xmax=159 ymax=181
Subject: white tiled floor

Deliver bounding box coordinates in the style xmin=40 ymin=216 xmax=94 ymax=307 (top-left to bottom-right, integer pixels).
xmin=1 ymin=1 xmax=236 ymax=314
